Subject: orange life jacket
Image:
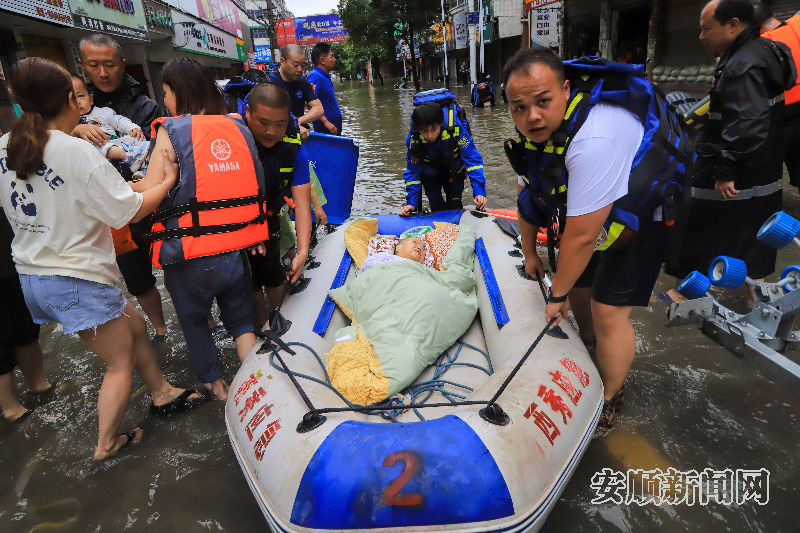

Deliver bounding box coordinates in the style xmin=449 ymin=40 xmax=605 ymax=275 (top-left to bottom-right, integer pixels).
xmin=764 ymin=15 xmax=800 ymax=105
xmin=111 ymin=225 xmax=137 ymax=255
xmin=145 ymin=114 xmax=269 ymax=268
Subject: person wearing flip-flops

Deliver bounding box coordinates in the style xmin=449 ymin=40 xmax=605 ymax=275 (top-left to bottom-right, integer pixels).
xmin=0 ymin=58 xmax=203 ymax=460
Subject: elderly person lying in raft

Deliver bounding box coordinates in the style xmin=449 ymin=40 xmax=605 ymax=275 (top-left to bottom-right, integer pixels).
xmin=326 ymin=220 xmax=478 ymax=405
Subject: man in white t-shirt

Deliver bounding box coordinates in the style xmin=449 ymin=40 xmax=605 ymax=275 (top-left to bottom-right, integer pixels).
xmin=504 ymin=48 xmax=668 ymax=433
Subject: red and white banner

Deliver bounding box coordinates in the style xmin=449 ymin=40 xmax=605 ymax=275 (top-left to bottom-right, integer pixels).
xmin=525 ymin=0 xmax=559 ymax=10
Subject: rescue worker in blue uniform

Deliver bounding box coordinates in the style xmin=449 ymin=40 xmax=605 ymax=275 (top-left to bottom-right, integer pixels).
xmin=399 ymin=102 xmax=487 ymax=214
xmin=503 ymin=48 xmax=693 ymax=433
xmin=244 ymin=82 xmax=313 ymax=329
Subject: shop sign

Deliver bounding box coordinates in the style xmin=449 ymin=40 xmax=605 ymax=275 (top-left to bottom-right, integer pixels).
xmin=235 ymin=37 xmax=246 ymax=62
xmin=530 ymin=2 xmax=561 ymax=48
xmin=525 ymin=0 xmax=559 ymax=9
xmin=171 ymin=9 xmax=239 ymax=61
xmin=0 ymin=0 xmax=74 ymax=27
xmin=69 ymin=0 xmax=148 ymax=41
xmin=275 ymin=18 xmax=297 ymax=46
xmin=254 ymin=44 xmax=271 ymax=63
xmin=247 ymin=50 xmax=256 ymax=69
xmin=144 ymin=0 xmax=173 ymax=36
xmin=293 ymin=14 xmax=348 ymax=45
xmin=454 ymin=12 xmax=467 ymax=49
xmin=479 ymin=0 xmax=492 ymax=44
xmin=162 ymin=0 xmax=240 ymax=37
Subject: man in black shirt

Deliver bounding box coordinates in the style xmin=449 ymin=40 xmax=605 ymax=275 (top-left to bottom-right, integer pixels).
xmin=71 ymin=33 xmax=170 ymax=344
xmin=268 ymin=44 xmax=324 ymax=140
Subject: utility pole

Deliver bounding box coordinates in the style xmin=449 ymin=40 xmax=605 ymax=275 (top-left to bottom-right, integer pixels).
xmin=469 ymin=0 xmax=477 ymax=86
xmin=441 ymin=0 xmax=449 ymax=89
xmin=262 ymin=0 xmax=279 ymax=61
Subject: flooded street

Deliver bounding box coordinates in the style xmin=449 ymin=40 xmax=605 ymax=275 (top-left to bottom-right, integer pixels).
xmin=1 ymin=79 xmax=799 ymax=532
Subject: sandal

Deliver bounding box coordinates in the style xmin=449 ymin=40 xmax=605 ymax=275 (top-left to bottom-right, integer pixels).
xmin=596 ymin=385 xmax=625 ymax=435
xmin=94 ymin=427 xmax=143 ymax=461
xmin=150 ymin=389 xmax=204 ymax=418
xmin=2 ymin=408 xmax=33 ymax=424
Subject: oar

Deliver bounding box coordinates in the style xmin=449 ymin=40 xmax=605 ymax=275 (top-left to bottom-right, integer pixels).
xmin=492 ymin=217 xmax=568 ymax=339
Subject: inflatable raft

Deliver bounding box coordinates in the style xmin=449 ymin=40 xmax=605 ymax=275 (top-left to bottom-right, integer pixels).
xmin=225 ymin=210 xmax=603 ymax=532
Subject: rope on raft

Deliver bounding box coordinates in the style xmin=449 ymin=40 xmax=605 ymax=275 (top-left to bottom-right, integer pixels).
xmin=267 ymin=339 xmax=493 ymax=422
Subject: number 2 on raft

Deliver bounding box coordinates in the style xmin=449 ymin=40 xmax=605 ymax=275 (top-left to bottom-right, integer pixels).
xmin=381 ymin=451 xmax=423 ymax=507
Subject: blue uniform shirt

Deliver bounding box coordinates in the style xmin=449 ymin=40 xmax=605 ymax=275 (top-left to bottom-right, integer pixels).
xmin=403 ymin=114 xmax=486 ymax=208
xmin=267 ymin=71 xmax=318 ymax=121
xmin=255 ymin=139 xmax=311 ymax=210
xmin=307 ymin=66 xmax=343 ymax=135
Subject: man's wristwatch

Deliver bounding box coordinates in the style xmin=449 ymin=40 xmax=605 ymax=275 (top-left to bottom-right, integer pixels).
xmin=547 ymin=287 xmax=568 ymax=303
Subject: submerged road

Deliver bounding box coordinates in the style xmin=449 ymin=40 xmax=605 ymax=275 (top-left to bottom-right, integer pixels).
xmin=0 ymin=79 xmax=798 ymax=532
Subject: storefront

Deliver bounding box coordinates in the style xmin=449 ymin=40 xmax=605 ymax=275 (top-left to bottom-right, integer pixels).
xmin=0 ymin=0 xmax=77 ymax=131
xmin=161 ymin=8 xmax=243 ymax=79
xmin=143 ymin=0 xmax=175 ymax=110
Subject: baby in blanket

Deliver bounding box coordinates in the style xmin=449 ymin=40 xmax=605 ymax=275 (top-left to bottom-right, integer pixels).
xmin=359 ymin=237 xmax=434 ymax=273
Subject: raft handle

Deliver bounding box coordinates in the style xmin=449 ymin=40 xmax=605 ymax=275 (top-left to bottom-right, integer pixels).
xmin=479 ymin=403 xmax=510 ymax=426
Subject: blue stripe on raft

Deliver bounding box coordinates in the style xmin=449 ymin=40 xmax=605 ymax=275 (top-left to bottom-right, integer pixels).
xmin=290 ymin=415 xmax=514 ymax=529
xmin=375 ymin=210 xmax=464 ymax=236
xmin=312 ymin=251 xmax=353 ymax=336
xmin=475 ymin=237 xmax=510 ymax=328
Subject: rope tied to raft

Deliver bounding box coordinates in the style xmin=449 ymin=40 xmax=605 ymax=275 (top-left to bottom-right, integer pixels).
xmin=263 ymin=316 xmax=557 ymax=427
xmin=267 ymin=338 xmax=493 ymax=422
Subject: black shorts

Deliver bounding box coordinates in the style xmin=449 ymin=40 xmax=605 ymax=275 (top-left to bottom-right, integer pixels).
xmin=573 ymin=218 xmax=666 ymax=307
xmin=116 ymin=247 xmax=157 ymax=296
xmin=249 ymin=238 xmax=286 ymax=289
xmin=0 ymin=275 xmax=40 ymax=375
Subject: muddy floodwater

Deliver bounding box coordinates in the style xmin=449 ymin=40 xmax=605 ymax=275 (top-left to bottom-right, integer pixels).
xmin=1 ymin=80 xmax=798 ymax=533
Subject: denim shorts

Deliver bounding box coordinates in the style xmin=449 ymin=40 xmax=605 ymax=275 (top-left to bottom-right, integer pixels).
xmin=19 ymin=274 xmax=126 ymax=335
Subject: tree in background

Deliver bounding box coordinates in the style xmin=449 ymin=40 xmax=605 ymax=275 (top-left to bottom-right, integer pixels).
xmin=339 ymin=0 xmax=438 ymax=91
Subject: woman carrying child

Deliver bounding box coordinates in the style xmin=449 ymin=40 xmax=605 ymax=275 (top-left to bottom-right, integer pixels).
xmin=0 ymin=57 xmax=203 ymax=460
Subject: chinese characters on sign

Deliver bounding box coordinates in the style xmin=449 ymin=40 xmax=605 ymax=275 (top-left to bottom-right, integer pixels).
xmin=590 ymin=468 xmax=770 ymax=506
xmin=528 ymin=2 xmax=562 ymax=49
xmin=0 ymin=0 xmax=74 ymax=26
xmin=69 ymin=0 xmax=149 ymax=40
xmin=523 ymin=358 xmax=589 ymax=446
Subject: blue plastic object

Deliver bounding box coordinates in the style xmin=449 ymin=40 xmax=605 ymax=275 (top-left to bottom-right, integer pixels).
xmin=303 ymin=133 xmax=359 ymax=225
xmin=678 ymin=271 xmax=711 ymax=299
xmin=475 ymin=237 xmax=510 ymax=328
xmin=291 ymin=415 xmax=513 ymax=529
xmin=313 ymin=251 xmax=353 ymax=336
xmin=375 ymin=210 xmax=464 ymax=236
xmin=781 ymin=265 xmax=800 ymax=292
xmin=471 ymin=81 xmax=496 ymax=106
xmin=708 ymin=256 xmax=747 ymax=289
xmin=757 ymin=212 xmax=800 ymax=249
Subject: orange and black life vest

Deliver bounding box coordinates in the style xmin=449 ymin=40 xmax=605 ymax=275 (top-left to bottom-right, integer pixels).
xmin=764 ymin=15 xmax=800 ymax=105
xmin=145 ymin=114 xmax=269 ymax=268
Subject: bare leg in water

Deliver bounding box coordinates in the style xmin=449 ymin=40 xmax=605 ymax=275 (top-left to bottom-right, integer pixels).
xmin=79 ymin=301 xmax=200 ymax=460
xmin=136 ymin=284 xmax=168 ymax=337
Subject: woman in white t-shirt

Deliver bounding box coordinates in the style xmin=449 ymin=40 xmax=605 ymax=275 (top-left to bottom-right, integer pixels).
xmin=0 ymin=57 xmax=203 ymax=460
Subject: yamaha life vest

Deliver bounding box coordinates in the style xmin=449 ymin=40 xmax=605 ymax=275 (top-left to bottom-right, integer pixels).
xmin=408 ymin=89 xmax=470 ymax=190
xmin=764 ymin=15 xmax=800 ymax=106
xmin=144 ymin=114 xmax=269 ymax=268
xmin=505 ymin=57 xmax=695 ymax=256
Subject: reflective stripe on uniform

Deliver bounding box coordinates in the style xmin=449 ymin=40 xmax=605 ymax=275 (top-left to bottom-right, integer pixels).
xmin=466 ymin=165 xmax=483 ymax=172
xmin=691 ymin=179 xmax=782 ymax=201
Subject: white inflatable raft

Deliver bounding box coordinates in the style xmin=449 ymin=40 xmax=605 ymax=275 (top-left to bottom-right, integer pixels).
xmin=226 ymin=210 xmax=603 ymax=532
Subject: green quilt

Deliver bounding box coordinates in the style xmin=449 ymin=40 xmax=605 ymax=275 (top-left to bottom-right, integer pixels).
xmin=328 ymin=224 xmax=477 ymax=403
